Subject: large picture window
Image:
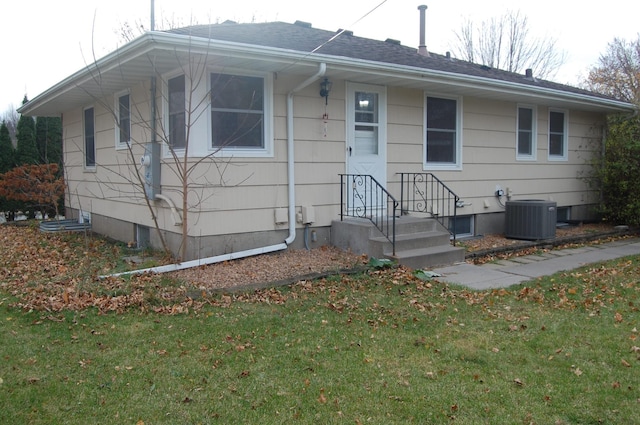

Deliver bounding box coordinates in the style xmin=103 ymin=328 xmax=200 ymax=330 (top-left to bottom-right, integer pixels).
xmin=168 ymin=74 xmax=186 ymax=149
xmin=548 ymin=109 xmax=568 ymax=160
xmin=116 ymin=91 xmax=130 ymax=148
xmin=84 ymin=107 xmax=95 ymax=168
xmin=424 ymin=95 xmax=461 ymax=169
xmin=211 ymin=73 xmax=264 ymax=150
xmin=517 ymin=105 xmax=536 ymax=160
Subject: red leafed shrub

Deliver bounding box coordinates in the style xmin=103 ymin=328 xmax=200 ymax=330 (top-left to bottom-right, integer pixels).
xmin=0 ymin=163 xmax=64 ymax=214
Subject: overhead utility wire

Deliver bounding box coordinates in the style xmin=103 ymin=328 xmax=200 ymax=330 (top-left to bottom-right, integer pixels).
xmin=309 ymin=0 xmax=389 ymax=54
xmin=278 ymin=0 xmax=389 ymax=72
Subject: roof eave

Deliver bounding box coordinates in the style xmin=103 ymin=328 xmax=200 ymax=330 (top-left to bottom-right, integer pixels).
xmin=18 ymin=34 xmax=162 ymax=116
xmin=309 ymin=54 xmax=636 ymax=114
xmin=19 ymin=31 xmax=637 ymax=116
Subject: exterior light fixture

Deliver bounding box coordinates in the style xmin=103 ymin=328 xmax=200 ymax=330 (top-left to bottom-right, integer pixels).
xmin=319 ymin=78 xmax=332 ymax=105
xmin=357 ymin=92 xmax=371 ymax=109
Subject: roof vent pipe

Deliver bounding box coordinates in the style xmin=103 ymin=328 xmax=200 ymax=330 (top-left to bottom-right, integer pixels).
xmin=150 ymin=0 xmax=155 ymax=31
xmin=418 ymin=5 xmax=429 ymax=57
xmin=525 ymin=68 xmax=536 ymax=81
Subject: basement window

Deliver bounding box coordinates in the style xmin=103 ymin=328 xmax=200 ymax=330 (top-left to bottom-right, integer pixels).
xmin=448 ymin=215 xmax=474 ymax=238
xmin=556 ymin=206 xmax=570 ymax=223
xmin=136 ymin=224 xmax=150 ymax=249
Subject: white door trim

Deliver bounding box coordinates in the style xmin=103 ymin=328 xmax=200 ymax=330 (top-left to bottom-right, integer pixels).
xmin=345 ymin=82 xmax=388 ymax=216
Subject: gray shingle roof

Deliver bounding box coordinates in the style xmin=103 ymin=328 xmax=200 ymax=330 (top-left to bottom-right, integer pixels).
xmin=167 ymin=21 xmax=613 ymax=102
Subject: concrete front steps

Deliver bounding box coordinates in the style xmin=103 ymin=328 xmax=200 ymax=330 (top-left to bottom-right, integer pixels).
xmin=331 ymin=216 xmax=465 ymax=269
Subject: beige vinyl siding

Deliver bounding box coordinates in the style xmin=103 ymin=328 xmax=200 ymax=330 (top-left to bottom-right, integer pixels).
xmin=386 ymin=87 xmax=423 ymax=176
xmin=398 ymin=96 xmax=604 ymax=217
xmin=62 ymin=76 xmax=349 ymax=238
xmin=63 ymin=83 xmax=170 ymax=230
xmin=61 ymin=73 xmax=606 ymax=241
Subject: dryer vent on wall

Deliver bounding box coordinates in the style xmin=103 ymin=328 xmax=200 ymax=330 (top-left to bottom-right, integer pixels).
xmin=505 ymin=200 xmax=557 ymax=240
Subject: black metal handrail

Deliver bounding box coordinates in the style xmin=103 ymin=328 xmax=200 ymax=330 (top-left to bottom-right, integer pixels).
xmin=339 ymin=174 xmax=399 ymax=255
xmin=398 ymin=172 xmax=460 ymax=245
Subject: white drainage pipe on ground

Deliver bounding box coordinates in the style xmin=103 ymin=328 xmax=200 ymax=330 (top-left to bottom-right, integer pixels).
xmin=100 ymin=243 xmax=288 ymax=278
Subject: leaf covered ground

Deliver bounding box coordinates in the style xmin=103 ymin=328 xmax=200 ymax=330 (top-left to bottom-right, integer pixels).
xmin=0 ymin=222 xmax=632 ymax=314
xmin=0 ymin=223 xmax=369 ymax=314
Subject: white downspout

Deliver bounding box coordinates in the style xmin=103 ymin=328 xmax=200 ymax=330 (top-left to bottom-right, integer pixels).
xmin=101 ymin=63 xmax=327 ymax=279
xmin=285 ymin=62 xmax=327 ymax=245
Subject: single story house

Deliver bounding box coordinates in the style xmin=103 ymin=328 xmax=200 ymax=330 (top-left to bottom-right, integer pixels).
xmin=19 ymin=10 xmax=636 ymax=267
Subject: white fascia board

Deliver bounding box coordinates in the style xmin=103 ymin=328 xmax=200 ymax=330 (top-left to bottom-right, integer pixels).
xmin=18 ymin=36 xmax=159 ymax=115
xmin=317 ymin=55 xmax=635 ymax=113
xmin=20 ymin=30 xmax=637 ymax=115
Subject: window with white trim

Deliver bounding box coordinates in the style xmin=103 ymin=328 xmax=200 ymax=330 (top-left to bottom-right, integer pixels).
xmin=84 ymin=106 xmax=95 ymax=168
xmin=517 ymin=105 xmax=537 ymax=160
xmin=115 ymin=91 xmax=131 ymax=148
xmin=424 ymin=95 xmax=462 ymax=169
xmin=210 ymin=72 xmax=268 ymax=153
xmin=168 ymin=74 xmax=186 ymax=150
xmin=548 ymin=109 xmax=568 ymax=160
xmin=448 ymin=215 xmax=474 ymax=238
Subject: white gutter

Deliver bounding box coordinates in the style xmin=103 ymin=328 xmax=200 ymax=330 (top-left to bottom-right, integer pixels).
xmin=19 ymin=30 xmax=634 ymax=116
xmin=284 ymin=62 xmax=327 ymax=244
xmin=100 ymin=62 xmax=327 ymax=279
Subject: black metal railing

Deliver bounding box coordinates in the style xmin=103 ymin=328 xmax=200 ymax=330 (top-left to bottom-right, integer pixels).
xmin=398 ymin=172 xmax=460 ymax=245
xmin=339 ymin=174 xmax=399 ymax=255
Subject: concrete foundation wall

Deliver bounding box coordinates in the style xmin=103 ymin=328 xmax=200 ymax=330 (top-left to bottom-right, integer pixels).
xmin=69 ymin=207 xmax=332 ymax=260
xmin=475 ymin=212 xmax=507 ymax=236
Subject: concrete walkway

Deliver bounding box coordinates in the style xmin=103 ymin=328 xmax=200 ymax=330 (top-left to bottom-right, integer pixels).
xmin=431 ymin=237 xmax=640 ymax=290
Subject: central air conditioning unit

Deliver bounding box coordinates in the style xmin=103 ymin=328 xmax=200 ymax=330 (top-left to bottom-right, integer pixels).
xmin=505 ymin=200 xmax=557 ymax=240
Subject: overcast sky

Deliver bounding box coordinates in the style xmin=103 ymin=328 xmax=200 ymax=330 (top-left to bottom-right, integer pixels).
xmin=2 ymin=0 xmax=638 ymax=113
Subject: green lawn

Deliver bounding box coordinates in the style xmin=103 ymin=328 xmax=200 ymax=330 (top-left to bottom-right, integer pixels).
xmin=1 ymin=227 xmax=639 ymax=424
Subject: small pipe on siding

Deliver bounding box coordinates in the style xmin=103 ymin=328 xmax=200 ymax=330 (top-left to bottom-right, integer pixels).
xmin=154 ymin=194 xmax=182 ymax=225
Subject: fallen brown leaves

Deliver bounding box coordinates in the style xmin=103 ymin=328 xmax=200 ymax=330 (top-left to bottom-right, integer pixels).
xmin=1 ymin=223 xmax=638 ymax=318
xmin=0 ymin=224 xmax=368 ymax=314
xmin=0 ymin=225 xmax=188 ymax=313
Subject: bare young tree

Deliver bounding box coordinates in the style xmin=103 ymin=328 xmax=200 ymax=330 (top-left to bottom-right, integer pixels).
xmin=452 ymin=10 xmax=566 ymax=80
xmin=115 ymin=14 xmax=199 ymax=43
xmin=583 ymin=36 xmax=640 ymax=104
xmin=76 ymin=25 xmax=256 ymax=261
xmin=1 ymin=105 xmax=19 ymax=147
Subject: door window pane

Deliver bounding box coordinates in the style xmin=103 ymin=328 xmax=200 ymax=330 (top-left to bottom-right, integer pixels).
xmin=353 ymin=91 xmax=379 ymax=155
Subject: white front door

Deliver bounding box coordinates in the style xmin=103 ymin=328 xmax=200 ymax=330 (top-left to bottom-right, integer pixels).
xmin=346 ymin=83 xmax=387 ymax=216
